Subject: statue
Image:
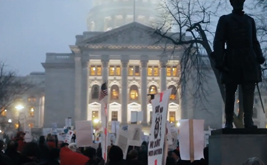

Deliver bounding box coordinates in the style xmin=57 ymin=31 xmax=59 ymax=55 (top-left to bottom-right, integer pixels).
xmin=213 ymin=0 xmax=265 ymax=129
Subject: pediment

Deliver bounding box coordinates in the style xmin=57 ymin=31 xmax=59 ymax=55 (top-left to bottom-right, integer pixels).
xmin=81 ymin=22 xmax=173 ymax=46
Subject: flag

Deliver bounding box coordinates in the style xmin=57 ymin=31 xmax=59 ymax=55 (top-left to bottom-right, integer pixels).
xmin=99 ymin=83 xmax=108 ymax=101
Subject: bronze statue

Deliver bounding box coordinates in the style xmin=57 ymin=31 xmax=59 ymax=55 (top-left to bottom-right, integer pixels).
xmin=213 ymin=0 xmax=265 ymax=129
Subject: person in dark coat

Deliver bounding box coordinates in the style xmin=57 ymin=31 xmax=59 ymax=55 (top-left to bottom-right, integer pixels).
xmin=172 ymin=149 xmax=191 ymax=165
xmin=213 ymin=0 xmax=265 ymax=128
xmin=5 ymin=140 xmax=22 ymax=165
xmin=14 ymin=131 xmax=26 ymax=153
xmin=108 ymin=145 xmax=126 ymax=165
xmin=127 ymin=149 xmax=144 ymax=165
xmin=20 ymin=142 xmax=40 ymax=164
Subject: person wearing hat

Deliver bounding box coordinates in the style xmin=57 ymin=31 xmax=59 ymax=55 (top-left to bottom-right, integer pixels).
xmin=14 ymin=131 xmax=25 ymax=152
xmin=213 ymin=0 xmax=265 ymax=129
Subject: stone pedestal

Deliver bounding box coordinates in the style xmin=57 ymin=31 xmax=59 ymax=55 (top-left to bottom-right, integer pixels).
xmin=209 ymin=129 xmax=267 ymax=165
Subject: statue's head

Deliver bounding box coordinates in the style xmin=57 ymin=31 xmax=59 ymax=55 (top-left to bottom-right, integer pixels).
xmin=230 ymin=0 xmax=245 ymax=11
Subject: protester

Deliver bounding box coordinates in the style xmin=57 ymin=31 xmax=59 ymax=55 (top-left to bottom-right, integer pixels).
xmin=0 ymin=140 xmax=12 ymax=165
xmin=46 ymin=134 xmax=56 ymax=149
xmin=127 ymin=149 xmax=144 ymax=165
xmin=243 ymin=157 xmax=265 ymax=165
xmin=5 ymin=140 xmax=22 ymax=165
xmin=166 ymin=150 xmax=176 ymax=165
xmin=138 ymin=141 xmax=148 ymax=165
xmin=108 ymin=145 xmax=126 ymax=165
xmin=20 ymin=142 xmax=40 ymax=164
xmin=60 ymin=143 xmax=89 ymax=165
xmin=38 ymin=136 xmax=50 ymax=164
xmin=43 ymin=148 xmax=60 ymax=165
xmin=172 ymin=149 xmax=191 ymax=165
xmin=14 ymin=131 xmax=26 ymax=153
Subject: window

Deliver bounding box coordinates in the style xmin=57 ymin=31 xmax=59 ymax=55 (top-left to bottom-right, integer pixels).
xmin=110 ymin=85 xmax=119 ymax=100
xmin=169 ymin=112 xmax=176 ymax=123
xmin=15 ymin=123 xmax=19 ymax=129
xmin=109 ymin=66 xmax=121 ymax=76
xmin=29 ymin=107 xmax=34 ymax=117
xmin=128 ymin=66 xmax=140 ymax=76
xmin=92 ymin=111 xmax=99 ymax=121
xmin=91 ymin=85 xmax=99 ymax=99
xmin=147 ymin=66 xmax=160 ymax=76
xmin=111 ymin=111 xmax=118 ymax=121
xmin=28 ymin=97 xmax=36 ymax=102
xmin=28 ymin=123 xmax=34 ymax=128
xmin=130 ymin=85 xmax=139 ymax=100
xmin=131 ymin=111 xmax=138 ymax=124
xmin=167 ymin=66 xmax=179 ymax=76
xmin=1 ymin=109 xmax=7 ymax=116
xmin=91 ymin=65 xmax=102 ymax=76
xmin=168 ymin=85 xmax=177 ymax=100
xmin=149 ymin=85 xmax=157 ymax=94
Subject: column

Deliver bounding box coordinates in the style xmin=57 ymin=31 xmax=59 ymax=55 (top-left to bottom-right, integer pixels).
xmin=121 ymin=60 xmax=129 ymax=124
xmin=74 ymin=55 xmax=82 ymax=122
xmin=141 ymin=60 xmax=148 ymax=125
xmin=160 ymin=61 xmax=167 ymax=91
xmin=80 ymin=62 xmax=89 ymax=120
xmin=101 ymin=57 xmax=109 ymax=83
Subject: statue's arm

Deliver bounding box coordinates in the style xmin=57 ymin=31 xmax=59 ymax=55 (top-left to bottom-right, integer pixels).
xmin=252 ymin=18 xmax=265 ymax=64
xmin=213 ymin=16 xmax=227 ymax=69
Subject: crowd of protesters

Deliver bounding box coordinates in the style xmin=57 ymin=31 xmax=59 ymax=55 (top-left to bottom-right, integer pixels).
xmin=0 ymin=131 xmax=264 ymax=165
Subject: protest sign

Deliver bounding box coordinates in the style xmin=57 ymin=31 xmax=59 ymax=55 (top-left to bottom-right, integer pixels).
xmin=64 ymin=130 xmax=74 ymax=143
xmin=75 ymin=120 xmax=93 ymax=147
xmin=51 ymin=123 xmax=57 ymax=135
xmin=128 ymin=124 xmax=142 ymax=146
xmin=179 ymin=119 xmax=204 ymax=162
xmin=115 ymin=129 xmax=129 ymax=159
xmin=148 ymin=89 xmax=172 ymax=165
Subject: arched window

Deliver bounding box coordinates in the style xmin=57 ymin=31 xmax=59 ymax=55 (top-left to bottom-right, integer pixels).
xmin=149 ymin=85 xmax=157 ymax=94
xmin=110 ymin=85 xmax=119 ymax=100
xmin=168 ymin=85 xmax=177 ymax=100
xmin=253 ymin=108 xmax=257 ymax=118
xmin=91 ymin=85 xmax=99 ymax=99
xmin=130 ymin=85 xmax=139 ymax=100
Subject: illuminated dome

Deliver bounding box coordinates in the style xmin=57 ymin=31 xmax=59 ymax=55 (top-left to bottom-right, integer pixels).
xmin=88 ymin=0 xmax=160 ymax=31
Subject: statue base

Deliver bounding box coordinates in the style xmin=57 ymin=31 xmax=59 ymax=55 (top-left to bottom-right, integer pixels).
xmin=209 ymin=129 xmax=267 ymax=165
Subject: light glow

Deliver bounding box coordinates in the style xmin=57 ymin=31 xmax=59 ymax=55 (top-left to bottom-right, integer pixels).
xmin=176 ymin=122 xmax=181 ymax=127
xmin=8 ymin=119 xmax=12 ymax=123
xmin=93 ymin=119 xmax=100 ymax=124
xmin=15 ymin=105 xmax=24 ymax=111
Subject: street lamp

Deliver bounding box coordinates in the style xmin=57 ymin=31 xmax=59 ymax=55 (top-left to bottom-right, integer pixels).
xmin=93 ymin=119 xmax=100 ymax=124
xmin=15 ymin=105 xmax=24 ymax=111
xmin=8 ymin=119 xmax=12 ymax=123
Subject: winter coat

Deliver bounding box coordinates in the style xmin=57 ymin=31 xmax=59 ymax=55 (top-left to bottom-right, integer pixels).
xmin=60 ymin=147 xmax=89 ymax=165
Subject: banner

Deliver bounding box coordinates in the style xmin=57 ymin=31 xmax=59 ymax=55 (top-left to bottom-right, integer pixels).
xmin=75 ymin=120 xmax=93 ymax=147
xmin=148 ymin=89 xmax=172 ymax=165
xmin=64 ymin=130 xmax=74 ymax=143
xmin=179 ymin=119 xmax=204 ymax=162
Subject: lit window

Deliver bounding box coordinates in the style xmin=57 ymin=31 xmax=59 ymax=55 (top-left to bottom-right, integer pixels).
xmin=129 ymin=85 xmax=139 ymax=100
xmin=168 ymin=85 xmax=177 ymax=100
xmin=154 ymin=66 xmax=159 ymax=76
xmin=29 ymin=107 xmax=34 ymax=117
xmin=91 ymin=85 xmax=99 ymax=99
xmin=92 ymin=111 xmax=99 ymax=120
xmin=116 ymin=66 xmax=121 ymax=76
xmin=109 ymin=66 xmax=115 ymax=76
xmin=167 ymin=67 xmax=172 ymax=76
xmin=128 ymin=66 xmax=134 ymax=76
xmin=110 ymin=85 xmax=119 ymax=100
xmin=172 ymin=67 xmax=177 ymax=76
xmin=28 ymin=123 xmax=34 ymax=128
xmin=15 ymin=123 xmax=19 ymax=129
xmin=28 ymin=97 xmax=36 ymax=102
xmin=1 ymin=109 xmax=7 ymax=116
xmin=97 ymin=66 xmax=102 ymax=76
xmin=147 ymin=66 xmax=153 ymax=76
xmin=149 ymin=85 xmax=157 ymax=94
xmin=111 ymin=111 xmax=118 ymax=121
xmin=91 ymin=65 xmax=102 ymax=76
xmin=135 ymin=66 xmax=140 ymax=76
xmin=169 ymin=112 xmax=176 ymax=123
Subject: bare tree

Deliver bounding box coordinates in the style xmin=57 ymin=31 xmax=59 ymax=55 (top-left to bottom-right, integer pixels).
xmin=0 ymin=62 xmax=33 ymax=114
xmin=154 ymin=0 xmax=251 ymax=127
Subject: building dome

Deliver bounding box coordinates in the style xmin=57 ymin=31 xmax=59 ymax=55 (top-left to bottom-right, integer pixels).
xmin=88 ymin=0 xmax=160 ymax=31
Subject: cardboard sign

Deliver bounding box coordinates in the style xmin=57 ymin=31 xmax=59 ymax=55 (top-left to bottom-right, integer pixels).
xmin=115 ymin=129 xmax=129 ymax=159
xmin=148 ymin=89 xmax=172 ymax=165
xmin=179 ymin=119 xmax=204 ymax=162
xmin=75 ymin=120 xmax=93 ymax=147
xmin=128 ymin=125 xmax=142 ymax=146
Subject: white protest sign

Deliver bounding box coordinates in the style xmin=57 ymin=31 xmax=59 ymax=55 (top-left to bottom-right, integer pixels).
xmin=166 ymin=122 xmax=173 ymax=145
xmin=57 ymin=132 xmax=66 ymax=141
xmin=179 ymin=119 xmax=204 ymax=162
xmin=64 ymin=130 xmax=74 ymax=143
xmin=52 ymin=123 xmax=57 ymax=135
xmin=115 ymin=128 xmax=129 ymax=159
xmin=109 ymin=133 xmax=116 ymax=145
xmin=128 ymin=124 xmax=142 ymax=146
xmin=148 ymin=89 xmax=172 ymax=165
xmin=75 ymin=120 xmax=93 ymax=147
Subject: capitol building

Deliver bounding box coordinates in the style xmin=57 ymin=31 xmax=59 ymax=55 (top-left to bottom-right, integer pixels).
xmin=5 ymin=0 xmax=267 ymax=134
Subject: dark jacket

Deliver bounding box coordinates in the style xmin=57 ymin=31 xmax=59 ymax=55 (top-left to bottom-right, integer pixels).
xmin=213 ymin=11 xmax=264 ymax=84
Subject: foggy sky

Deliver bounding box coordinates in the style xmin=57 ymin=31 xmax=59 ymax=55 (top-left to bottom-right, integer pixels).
xmin=0 ymin=0 xmax=91 ymax=76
